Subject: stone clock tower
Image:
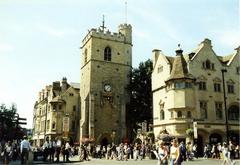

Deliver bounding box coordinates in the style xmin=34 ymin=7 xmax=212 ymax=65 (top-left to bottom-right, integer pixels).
xmin=80 ymin=23 xmax=132 ymax=145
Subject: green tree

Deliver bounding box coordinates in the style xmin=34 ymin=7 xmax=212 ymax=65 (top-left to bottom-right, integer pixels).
xmin=0 ymin=104 xmax=18 ymax=140
xmin=127 ymin=59 xmax=153 ymax=141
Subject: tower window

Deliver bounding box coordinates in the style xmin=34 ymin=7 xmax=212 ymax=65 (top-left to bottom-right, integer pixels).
xmin=84 ymin=49 xmax=88 ymax=63
xmin=104 ymin=47 xmax=111 ymax=61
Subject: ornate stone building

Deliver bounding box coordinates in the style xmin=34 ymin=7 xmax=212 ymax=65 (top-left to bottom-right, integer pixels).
xmin=152 ymin=39 xmax=240 ymax=155
xmin=32 ymin=78 xmax=80 ymax=146
xmin=79 ymin=23 xmax=132 ymax=145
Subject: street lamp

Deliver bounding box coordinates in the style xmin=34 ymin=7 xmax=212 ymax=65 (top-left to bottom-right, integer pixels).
xmin=221 ymin=69 xmax=229 ymax=143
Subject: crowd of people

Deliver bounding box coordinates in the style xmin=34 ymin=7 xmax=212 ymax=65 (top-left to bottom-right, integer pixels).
xmin=0 ymin=135 xmax=239 ymax=165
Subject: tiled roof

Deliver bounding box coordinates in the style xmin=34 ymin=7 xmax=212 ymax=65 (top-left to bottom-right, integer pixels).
xmin=166 ymin=49 xmax=194 ymax=82
xmin=217 ymin=54 xmax=234 ymax=64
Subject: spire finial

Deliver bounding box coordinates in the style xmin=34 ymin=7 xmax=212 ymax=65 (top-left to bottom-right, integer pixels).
xmin=178 ymin=44 xmax=181 ymax=49
xmin=100 ymin=15 xmax=106 ymax=31
xmin=176 ymin=43 xmax=183 ymax=55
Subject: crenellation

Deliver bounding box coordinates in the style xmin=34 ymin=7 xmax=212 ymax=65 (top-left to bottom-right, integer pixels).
xmin=82 ymin=27 xmax=126 ymax=45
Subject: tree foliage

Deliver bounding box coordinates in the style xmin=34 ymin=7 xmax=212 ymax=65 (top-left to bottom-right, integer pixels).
xmin=127 ymin=59 xmax=153 ymax=139
xmin=0 ymin=104 xmax=20 ymax=140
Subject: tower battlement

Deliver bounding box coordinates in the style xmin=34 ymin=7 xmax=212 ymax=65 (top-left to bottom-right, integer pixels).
xmin=82 ymin=28 xmax=125 ymax=45
xmin=82 ymin=23 xmax=132 ymax=46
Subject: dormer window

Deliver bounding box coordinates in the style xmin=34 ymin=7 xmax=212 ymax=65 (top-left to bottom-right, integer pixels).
xmin=202 ymin=59 xmax=215 ymax=70
xmin=104 ymin=47 xmax=111 ymax=61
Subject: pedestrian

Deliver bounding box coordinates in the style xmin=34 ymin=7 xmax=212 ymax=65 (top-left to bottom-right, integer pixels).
xmin=20 ymin=135 xmax=31 ymax=164
xmin=3 ymin=141 xmax=13 ymax=165
xmin=55 ymin=137 xmax=62 ymax=162
xmin=42 ymin=136 xmax=50 ymax=161
xmin=222 ymin=142 xmax=231 ymax=165
xmin=192 ymin=144 xmax=198 ymax=159
xmin=64 ymin=140 xmax=71 ymax=162
xmin=157 ymin=140 xmax=168 ymax=165
xmin=49 ymin=138 xmax=55 ymax=162
xmin=169 ymin=139 xmax=181 ymax=165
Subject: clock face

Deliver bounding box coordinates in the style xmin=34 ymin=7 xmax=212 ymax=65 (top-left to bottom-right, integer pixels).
xmin=104 ymin=84 xmax=111 ymax=92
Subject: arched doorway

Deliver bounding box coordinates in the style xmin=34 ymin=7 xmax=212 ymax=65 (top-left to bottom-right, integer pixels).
xmin=229 ymin=131 xmax=240 ymax=144
xmin=209 ymin=133 xmax=222 ymax=144
xmin=101 ymin=137 xmax=108 ymax=147
xmin=195 ymin=135 xmax=204 ymax=157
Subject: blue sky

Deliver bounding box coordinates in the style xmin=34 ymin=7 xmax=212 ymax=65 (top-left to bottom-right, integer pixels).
xmin=0 ymin=0 xmax=239 ymax=128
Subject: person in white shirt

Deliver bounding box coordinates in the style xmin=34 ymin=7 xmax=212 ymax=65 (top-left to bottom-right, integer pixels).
xmin=42 ymin=136 xmax=49 ymax=161
xmin=20 ymin=136 xmax=31 ymax=164
xmin=49 ymin=139 xmax=56 ymax=162
xmin=55 ymin=137 xmax=62 ymax=162
xmin=64 ymin=141 xmax=71 ymax=162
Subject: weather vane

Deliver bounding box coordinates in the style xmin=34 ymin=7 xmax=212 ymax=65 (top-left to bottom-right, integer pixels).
xmin=100 ymin=15 xmax=106 ymax=32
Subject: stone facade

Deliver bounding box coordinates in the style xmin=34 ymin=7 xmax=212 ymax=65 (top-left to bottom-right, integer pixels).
xmin=152 ymin=39 xmax=240 ymax=155
xmin=32 ymin=78 xmax=80 ymax=146
xmin=80 ymin=24 xmax=132 ymax=145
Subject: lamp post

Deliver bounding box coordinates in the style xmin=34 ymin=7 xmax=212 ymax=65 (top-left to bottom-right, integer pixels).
xmin=221 ymin=69 xmax=229 ymax=143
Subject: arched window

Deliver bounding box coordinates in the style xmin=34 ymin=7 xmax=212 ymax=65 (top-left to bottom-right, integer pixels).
xmin=104 ymin=47 xmax=111 ymax=61
xmin=228 ymin=105 xmax=239 ymax=121
xmin=160 ymin=110 xmax=165 ymax=120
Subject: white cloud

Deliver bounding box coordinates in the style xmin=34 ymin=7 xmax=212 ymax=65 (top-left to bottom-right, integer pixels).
xmin=0 ymin=43 xmax=14 ymax=52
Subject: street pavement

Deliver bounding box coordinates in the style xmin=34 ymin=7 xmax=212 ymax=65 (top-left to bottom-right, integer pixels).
xmin=9 ymin=157 xmax=240 ymax=165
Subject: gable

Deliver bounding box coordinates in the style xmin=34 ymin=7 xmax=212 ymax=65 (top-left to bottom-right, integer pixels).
xmin=190 ymin=39 xmax=223 ymax=67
